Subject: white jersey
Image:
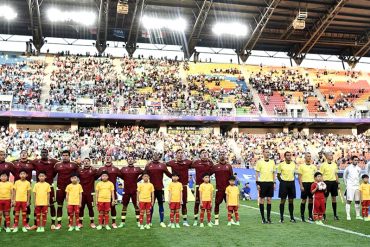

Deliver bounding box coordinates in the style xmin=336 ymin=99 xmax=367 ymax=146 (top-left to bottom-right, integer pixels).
xmin=343 ymin=164 xmax=362 ymax=187
xmin=367 ymin=162 xmax=370 ymax=176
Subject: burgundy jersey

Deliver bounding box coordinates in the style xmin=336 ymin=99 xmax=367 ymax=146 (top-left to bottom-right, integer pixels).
xmin=191 ymin=159 xmax=214 ymax=185
xmin=32 ymin=158 xmax=58 ymax=184
xmin=98 ymin=165 xmax=121 ymax=190
xmin=311 ymin=182 xmax=326 ymax=199
xmin=120 ymin=166 xmax=143 ymax=194
xmin=211 ymin=163 xmax=233 ymax=190
xmin=167 ymin=159 xmax=192 ymax=185
xmin=145 ymin=161 xmax=172 ymax=190
xmin=12 ymin=160 xmax=34 ymax=182
xmin=78 ymin=167 xmax=98 ymax=194
xmin=54 ymin=161 xmax=78 ymax=189
xmin=0 ymin=161 xmax=14 ymax=177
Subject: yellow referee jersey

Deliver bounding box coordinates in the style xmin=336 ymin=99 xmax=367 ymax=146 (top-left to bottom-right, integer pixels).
xmin=320 ymin=162 xmax=338 ymax=181
xmin=277 ymin=161 xmax=296 ymax=181
xmin=255 ymin=159 xmax=275 ymax=182
xmin=298 ymin=163 xmax=317 ymax=183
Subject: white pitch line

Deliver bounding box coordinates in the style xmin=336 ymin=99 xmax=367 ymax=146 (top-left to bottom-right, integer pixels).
xmin=240 ymin=204 xmax=370 ymax=239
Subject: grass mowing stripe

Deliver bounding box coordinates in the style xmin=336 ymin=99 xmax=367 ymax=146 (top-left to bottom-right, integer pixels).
xmin=240 ymin=204 xmax=370 ymax=239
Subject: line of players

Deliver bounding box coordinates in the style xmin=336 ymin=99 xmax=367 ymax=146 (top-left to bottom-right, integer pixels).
xmin=256 ymin=148 xmax=370 ymax=224
xmin=0 ymin=148 xmax=234 ymax=230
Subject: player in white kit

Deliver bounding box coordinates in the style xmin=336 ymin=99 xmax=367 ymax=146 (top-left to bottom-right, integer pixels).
xmin=343 ymin=156 xmax=363 ymax=220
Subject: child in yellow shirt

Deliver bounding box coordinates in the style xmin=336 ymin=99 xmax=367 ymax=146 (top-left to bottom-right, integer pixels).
xmin=66 ymin=173 xmax=83 ymax=231
xmin=359 ymin=174 xmax=370 ymax=221
xmin=226 ymin=176 xmax=240 ymax=226
xmin=0 ymin=172 xmax=13 ymax=233
xmin=168 ymin=173 xmax=183 ymax=228
xmin=95 ymin=171 xmax=115 ymax=230
xmin=137 ymin=172 xmax=154 ymax=230
xmin=13 ymin=170 xmax=31 ymax=232
xmin=33 ymin=172 xmax=51 ymax=233
xmin=199 ymin=173 xmax=214 ymax=227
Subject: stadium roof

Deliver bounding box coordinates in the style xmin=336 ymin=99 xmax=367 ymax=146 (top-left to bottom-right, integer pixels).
xmin=1 ymin=0 xmax=370 ymax=64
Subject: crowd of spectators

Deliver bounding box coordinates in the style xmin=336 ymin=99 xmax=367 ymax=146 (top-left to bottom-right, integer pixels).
xmin=0 ymin=59 xmax=45 ymax=110
xmin=0 ymin=126 xmax=368 ymax=170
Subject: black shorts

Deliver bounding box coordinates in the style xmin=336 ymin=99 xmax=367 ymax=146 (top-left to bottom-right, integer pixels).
xmin=259 ymin=182 xmax=274 ymax=198
xmin=301 ymin=182 xmax=313 ymax=200
xmin=154 ymin=190 xmax=165 ymax=204
xmin=279 ymin=181 xmax=296 ymax=199
xmin=324 ymin=181 xmax=338 ymax=197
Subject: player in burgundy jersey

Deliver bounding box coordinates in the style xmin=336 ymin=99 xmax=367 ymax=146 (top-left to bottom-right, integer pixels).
xmin=32 ymin=148 xmax=58 ymax=229
xmin=13 ymin=150 xmax=34 ymax=182
xmin=145 ymin=151 xmax=172 ymax=228
xmin=54 ymin=150 xmax=78 ymax=229
xmin=191 ymin=149 xmax=214 ymax=226
xmin=13 ymin=150 xmax=34 ymax=225
xmin=97 ymin=155 xmax=121 ymax=228
xmin=0 ymin=149 xmax=14 ymax=178
xmin=167 ymin=149 xmax=192 ymax=226
xmin=118 ymin=155 xmax=143 ymax=228
xmin=211 ymin=150 xmax=233 ymax=226
xmin=78 ymin=158 xmax=98 ymax=228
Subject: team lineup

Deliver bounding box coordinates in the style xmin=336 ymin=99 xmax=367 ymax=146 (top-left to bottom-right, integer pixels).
xmin=0 ymin=148 xmax=369 ymax=233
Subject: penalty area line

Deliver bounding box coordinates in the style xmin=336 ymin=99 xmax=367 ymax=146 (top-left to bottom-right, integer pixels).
xmin=240 ymin=204 xmax=370 ymax=239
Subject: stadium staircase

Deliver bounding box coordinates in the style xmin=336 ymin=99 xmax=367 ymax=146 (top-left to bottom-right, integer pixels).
xmin=112 ymin=58 xmax=125 ymax=108
xmin=312 ymin=88 xmax=333 ymax=117
xmin=39 ymin=55 xmax=55 ymax=105
xmin=241 ymin=67 xmax=266 ymax=115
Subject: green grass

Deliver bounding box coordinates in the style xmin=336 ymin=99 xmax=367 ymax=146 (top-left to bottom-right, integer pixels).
xmin=1 ymin=198 xmax=369 ymax=247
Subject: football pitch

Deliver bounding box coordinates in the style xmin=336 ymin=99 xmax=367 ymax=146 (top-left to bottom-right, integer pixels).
xmin=1 ymin=199 xmax=369 ymax=247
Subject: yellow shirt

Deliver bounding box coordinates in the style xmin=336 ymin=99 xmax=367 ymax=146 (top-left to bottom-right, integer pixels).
xmin=137 ymin=182 xmax=154 ymax=203
xmin=255 ymin=159 xmax=275 ymax=182
xmin=66 ymin=183 xmax=83 ymax=205
xmin=33 ymin=182 xmax=51 ymax=206
xmin=226 ymin=185 xmax=239 ymax=206
xmin=320 ymin=162 xmax=338 ymax=181
xmin=0 ymin=181 xmax=13 ymax=200
xmin=168 ymin=182 xmax=183 ymax=203
xmin=199 ymin=183 xmax=214 ymax=202
xmin=277 ymin=161 xmax=296 ymax=181
xmin=96 ymin=181 xmax=114 ymax=203
xmin=14 ymin=180 xmax=31 ymax=202
xmin=359 ymin=183 xmax=370 ymax=201
xmin=298 ymin=163 xmax=317 ymax=183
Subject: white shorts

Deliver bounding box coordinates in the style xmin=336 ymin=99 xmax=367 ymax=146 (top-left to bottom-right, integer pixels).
xmin=345 ymin=186 xmax=360 ymax=202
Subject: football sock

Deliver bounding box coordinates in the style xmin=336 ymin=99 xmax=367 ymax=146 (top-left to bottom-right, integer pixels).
xmin=355 ymin=203 xmax=360 ymax=217
xmin=332 ymin=202 xmax=337 ymax=216
xmin=206 ymin=210 xmax=211 ymax=222
xmin=300 ymin=203 xmax=305 ymax=218
xmin=146 ymin=209 xmax=151 ymax=225
xmin=235 ymin=210 xmax=239 ymax=222
xmin=42 ymin=213 xmax=47 ymax=227
xmin=267 ymin=204 xmax=271 ymax=220
xmin=289 ymin=203 xmax=294 ymax=219
xmin=175 ymin=210 xmax=180 ymax=223
xmin=135 ymin=209 xmax=140 ymax=222
xmin=50 ymin=206 xmax=56 ymax=224
xmin=259 ymin=204 xmax=265 ymax=220
xmin=279 ymin=203 xmax=284 ymax=219
xmin=170 ymin=211 xmax=175 ymax=223
xmin=22 ymin=212 xmax=27 ymax=226
xmin=159 ymin=204 xmax=164 ymax=223
xmin=345 ymin=203 xmax=350 ymax=217
xmin=14 ymin=212 xmax=20 ymax=227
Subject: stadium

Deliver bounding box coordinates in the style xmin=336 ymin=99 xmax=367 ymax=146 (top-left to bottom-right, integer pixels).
xmin=0 ymin=0 xmax=369 ymax=246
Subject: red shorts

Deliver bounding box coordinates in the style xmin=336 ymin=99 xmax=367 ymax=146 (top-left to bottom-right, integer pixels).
xmin=97 ymin=202 xmax=111 ymax=212
xmin=67 ymin=205 xmax=80 ymax=214
xmin=228 ymin=206 xmax=238 ymax=211
xmin=169 ymin=202 xmax=181 ymax=210
xmin=201 ymin=201 xmax=212 ymax=210
xmin=15 ymin=202 xmax=28 ymax=212
xmin=139 ymin=202 xmax=152 ymax=210
xmin=0 ymin=200 xmax=11 ymax=211
xmin=35 ymin=206 xmax=48 ymax=214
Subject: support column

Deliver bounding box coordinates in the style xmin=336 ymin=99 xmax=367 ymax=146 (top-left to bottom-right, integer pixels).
xmin=71 ymin=121 xmax=78 ymax=131
xmin=159 ymin=124 xmax=167 ymax=134
xmin=283 ymin=127 xmax=289 ymax=134
xmin=302 ymin=127 xmax=309 ymax=136
xmin=100 ymin=120 xmax=105 ymax=130
xmin=351 ymin=127 xmax=358 ymax=135
xmin=9 ymin=119 xmax=17 ymax=131
xmin=231 ymin=125 xmax=239 ymax=135
xmin=213 ymin=126 xmax=221 ymax=135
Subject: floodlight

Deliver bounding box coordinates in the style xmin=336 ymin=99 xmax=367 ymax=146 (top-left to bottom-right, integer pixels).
xmin=142 ymin=15 xmax=187 ymax=32
xmin=47 ymin=8 xmax=96 ymax=26
xmin=0 ymin=6 xmax=17 ymax=20
xmin=212 ymin=22 xmax=248 ymax=37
